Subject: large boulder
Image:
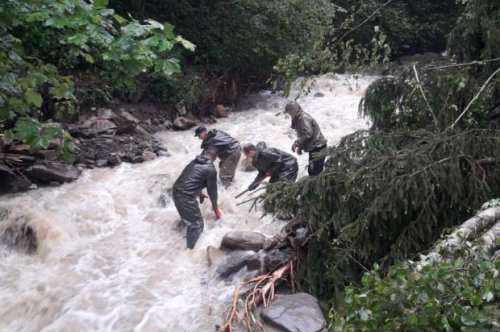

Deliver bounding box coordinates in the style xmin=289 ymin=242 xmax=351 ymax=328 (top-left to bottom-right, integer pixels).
xmin=241 ymin=157 xmax=256 ymax=172
xmin=221 ymin=231 xmax=266 ymax=251
xmin=215 ymin=250 xmax=257 ymax=278
xmin=112 ymin=111 xmax=140 ymax=134
xmin=27 ymin=161 xmax=81 ymax=183
xmin=261 ymin=293 xmax=326 ymax=332
xmin=0 ymin=163 xmax=32 ymax=194
xmin=213 ymin=104 xmax=229 ymax=118
xmin=173 ymin=116 xmax=197 ymax=130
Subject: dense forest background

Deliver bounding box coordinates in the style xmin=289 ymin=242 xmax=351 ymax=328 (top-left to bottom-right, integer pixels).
xmin=1 ymin=0 xmax=499 ymax=330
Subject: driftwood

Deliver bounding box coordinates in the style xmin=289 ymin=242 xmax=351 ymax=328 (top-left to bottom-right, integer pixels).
xmin=218 ymin=260 xmax=294 ymax=332
xmin=0 ymin=153 xmax=36 ymax=163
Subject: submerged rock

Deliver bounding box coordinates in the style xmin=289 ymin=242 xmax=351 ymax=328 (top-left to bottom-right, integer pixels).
xmin=1 ymin=221 xmax=37 ymax=254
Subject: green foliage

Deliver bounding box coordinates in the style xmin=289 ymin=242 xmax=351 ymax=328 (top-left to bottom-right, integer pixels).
xmin=261 ymin=129 xmax=500 ymax=300
xmin=112 ymin=0 xmax=333 ymax=80
xmin=0 ymin=0 xmax=192 ymax=158
xmin=448 ymin=0 xmax=500 ymax=69
xmin=273 ymin=0 xmax=461 ymax=91
xmin=332 ymin=250 xmax=500 ymax=331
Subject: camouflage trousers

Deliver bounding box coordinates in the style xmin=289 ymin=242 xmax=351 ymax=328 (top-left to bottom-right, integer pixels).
xmin=219 ymin=146 xmax=242 ymax=186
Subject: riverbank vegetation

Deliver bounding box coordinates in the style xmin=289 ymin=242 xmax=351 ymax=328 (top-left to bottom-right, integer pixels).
xmin=261 ymin=0 xmax=500 ymax=329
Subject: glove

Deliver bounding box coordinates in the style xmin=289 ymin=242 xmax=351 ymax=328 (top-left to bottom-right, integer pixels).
xmin=266 ymin=171 xmax=272 ymax=177
xmin=248 ymin=183 xmax=258 ymax=191
xmin=297 ymin=148 xmax=303 ymax=155
xmin=199 ymin=192 xmax=208 ymax=203
xmin=291 ymin=142 xmax=298 ymax=153
xmin=214 ymin=207 xmax=222 ymax=219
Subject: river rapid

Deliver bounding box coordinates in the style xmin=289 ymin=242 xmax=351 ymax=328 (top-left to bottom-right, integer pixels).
xmin=0 ymin=74 xmax=374 ymax=331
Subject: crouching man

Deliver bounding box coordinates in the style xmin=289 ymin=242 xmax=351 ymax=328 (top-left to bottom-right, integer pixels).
xmin=243 ymin=143 xmax=298 ymax=192
xmin=173 ymin=146 xmax=222 ymax=249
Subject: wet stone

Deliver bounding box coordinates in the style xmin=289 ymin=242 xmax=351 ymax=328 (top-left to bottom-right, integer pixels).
xmin=264 ymin=249 xmax=295 ymax=272
xmin=27 ymin=161 xmax=80 ymax=183
xmin=261 ymin=293 xmax=326 ymax=332
xmin=221 ymin=231 xmax=267 ymax=251
xmin=215 ymin=250 xmax=256 ymax=278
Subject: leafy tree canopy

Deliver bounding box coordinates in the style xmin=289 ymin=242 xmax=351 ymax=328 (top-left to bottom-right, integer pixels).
xmin=0 ymin=0 xmax=193 ymax=157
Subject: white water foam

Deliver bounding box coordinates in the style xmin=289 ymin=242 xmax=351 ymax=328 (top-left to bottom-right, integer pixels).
xmin=0 ymin=74 xmax=375 ymax=331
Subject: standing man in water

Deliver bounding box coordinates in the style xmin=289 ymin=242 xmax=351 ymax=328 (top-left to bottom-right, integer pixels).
xmin=194 ymin=126 xmax=242 ymax=186
xmin=243 ymin=143 xmax=298 ymax=192
xmin=284 ymin=101 xmax=327 ymax=176
xmin=173 ymin=146 xmax=222 ymax=249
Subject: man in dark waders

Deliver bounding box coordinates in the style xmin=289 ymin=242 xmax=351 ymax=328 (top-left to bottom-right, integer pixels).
xmin=243 ymin=143 xmax=298 ymax=192
xmin=285 ymin=101 xmax=327 ymax=176
xmin=173 ymin=146 xmax=222 ymax=249
xmin=194 ymin=126 xmax=242 ymax=187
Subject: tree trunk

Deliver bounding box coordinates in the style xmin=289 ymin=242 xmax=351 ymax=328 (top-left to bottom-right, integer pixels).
xmin=433 ymin=207 xmax=500 ymax=253
xmin=480 ymin=220 xmax=500 ymax=252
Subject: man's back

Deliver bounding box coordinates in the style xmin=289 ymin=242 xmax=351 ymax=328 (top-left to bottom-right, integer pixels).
xmin=174 ymin=155 xmax=217 ymax=196
xmin=201 ymin=129 xmax=240 ymax=158
xmin=253 ymin=147 xmax=296 ymax=172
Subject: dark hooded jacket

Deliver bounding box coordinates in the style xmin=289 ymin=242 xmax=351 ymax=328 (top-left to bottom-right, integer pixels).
xmin=291 ymin=109 xmax=327 ymax=152
xmin=173 ymin=155 xmax=218 ymax=208
xmin=201 ymin=129 xmax=240 ymax=159
xmin=252 ymin=147 xmax=298 ymax=184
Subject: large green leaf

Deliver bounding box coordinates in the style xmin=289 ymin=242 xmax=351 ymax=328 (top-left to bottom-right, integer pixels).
xmin=93 ymin=0 xmax=109 ymax=8
xmin=24 ymin=89 xmax=43 ymax=107
xmin=155 ymin=59 xmax=181 ymax=76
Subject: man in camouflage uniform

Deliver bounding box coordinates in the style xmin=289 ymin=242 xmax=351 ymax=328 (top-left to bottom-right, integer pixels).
xmin=285 ymin=101 xmax=327 ymax=176
xmin=195 ymin=126 xmax=242 ymax=186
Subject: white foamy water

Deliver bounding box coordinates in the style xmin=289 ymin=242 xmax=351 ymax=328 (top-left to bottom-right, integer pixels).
xmin=0 ymin=74 xmax=374 ymax=331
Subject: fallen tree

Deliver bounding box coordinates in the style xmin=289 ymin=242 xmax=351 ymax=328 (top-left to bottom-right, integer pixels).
xmin=260 ymin=128 xmax=500 ymax=300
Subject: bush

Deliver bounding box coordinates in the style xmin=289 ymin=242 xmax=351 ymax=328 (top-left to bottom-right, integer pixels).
xmin=333 ymin=250 xmax=500 ymax=331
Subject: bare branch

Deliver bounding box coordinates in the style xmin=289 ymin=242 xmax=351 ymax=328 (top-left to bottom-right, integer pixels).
xmin=450 ymin=66 xmax=500 ymax=129
xmin=426 ymin=57 xmax=500 ymax=70
xmin=337 ymin=0 xmax=393 ymax=43
xmin=412 ymin=64 xmax=438 ymax=127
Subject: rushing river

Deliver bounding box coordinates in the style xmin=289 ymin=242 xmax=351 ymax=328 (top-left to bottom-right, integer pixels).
xmin=0 ymin=74 xmax=374 ymax=331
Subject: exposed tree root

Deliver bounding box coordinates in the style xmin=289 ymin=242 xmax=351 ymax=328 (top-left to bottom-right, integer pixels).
xmin=218 ymin=260 xmax=295 ymax=332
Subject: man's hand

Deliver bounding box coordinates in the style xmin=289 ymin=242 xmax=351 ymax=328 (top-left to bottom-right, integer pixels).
xmin=214 ymin=207 xmax=222 ymax=219
xmin=199 ymin=192 xmax=208 ymax=203
xmin=297 ymin=148 xmax=303 ymax=155
xmin=291 ymin=142 xmax=298 ymax=153
xmin=266 ymin=171 xmax=272 ymax=177
xmin=248 ymin=183 xmax=258 ymax=191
